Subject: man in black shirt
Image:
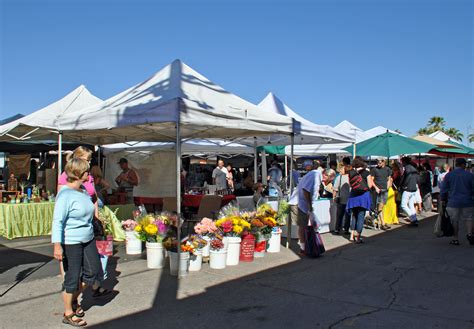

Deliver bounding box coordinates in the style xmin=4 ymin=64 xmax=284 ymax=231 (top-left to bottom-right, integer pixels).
xmin=369 ymin=158 xmax=392 ymax=230
xmin=400 ymin=156 xmax=420 ymax=226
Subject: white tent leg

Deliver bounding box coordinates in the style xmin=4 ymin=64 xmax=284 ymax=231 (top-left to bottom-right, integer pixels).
xmin=253 ymin=137 xmax=257 ymax=183
xmin=176 ymin=122 xmax=182 ymax=278
xmin=287 ymin=134 xmax=295 ymax=248
xmin=261 ymin=149 xmax=267 ymax=185
xmin=58 ymin=132 xmax=63 ymax=176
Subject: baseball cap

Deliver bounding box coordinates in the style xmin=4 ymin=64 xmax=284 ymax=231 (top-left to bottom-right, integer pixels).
xmin=455 ymin=158 xmax=467 ymax=166
xmin=118 ymin=158 xmax=128 ymax=164
xmin=303 ymin=159 xmax=313 ymax=168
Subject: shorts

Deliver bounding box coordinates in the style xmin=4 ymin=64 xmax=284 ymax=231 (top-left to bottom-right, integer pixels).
xmin=296 ymin=207 xmax=310 ymax=227
xmin=446 ymin=207 xmax=474 ymax=224
xmin=376 ymin=190 xmax=388 ymax=207
xmin=62 ymin=239 xmax=102 ymax=294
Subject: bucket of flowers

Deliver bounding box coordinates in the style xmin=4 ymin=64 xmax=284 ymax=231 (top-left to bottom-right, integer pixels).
xmin=193 ymin=217 xmax=218 ymax=261
xmin=135 ymin=214 xmax=169 ymax=269
xmin=214 ymin=213 xmax=251 ymax=266
xmin=95 ymin=208 xmax=115 ymax=256
xmin=122 ymin=218 xmax=141 ymax=255
xmin=187 ymin=235 xmax=208 ymax=271
xmin=209 ymin=238 xmax=226 ymax=269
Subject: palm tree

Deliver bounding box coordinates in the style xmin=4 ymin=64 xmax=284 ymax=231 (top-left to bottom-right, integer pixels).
xmin=444 ymin=128 xmax=464 ymax=141
xmin=417 ymin=127 xmax=434 ymax=135
xmin=428 ymin=116 xmax=446 ymax=131
xmin=468 ymin=134 xmax=474 ymax=143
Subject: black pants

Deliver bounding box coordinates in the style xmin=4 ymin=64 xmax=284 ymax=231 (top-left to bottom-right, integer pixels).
xmin=62 ymin=239 xmax=101 ymax=293
xmin=335 ymin=203 xmax=350 ymax=232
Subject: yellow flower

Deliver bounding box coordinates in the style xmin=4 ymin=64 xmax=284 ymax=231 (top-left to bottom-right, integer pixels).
xmin=134 ymin=225 xmax=142 ymax=232
xmin=233 ymin=225 xmax=243 ymax=234
xmin=241 ymin=220 xmax=251 ymax=229
xmin=145 ymin=224 xmax=158 ymax=235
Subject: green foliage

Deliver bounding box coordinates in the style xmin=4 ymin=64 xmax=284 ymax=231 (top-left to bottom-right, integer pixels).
xmin=418 ymin=116 xmax=463 ymax=141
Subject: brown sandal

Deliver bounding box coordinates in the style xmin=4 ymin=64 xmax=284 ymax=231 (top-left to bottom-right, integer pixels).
xmin=72 ymin=301 xmax=85 ymax=317
xmin=62 ymin=313 xmax=87 ymax=327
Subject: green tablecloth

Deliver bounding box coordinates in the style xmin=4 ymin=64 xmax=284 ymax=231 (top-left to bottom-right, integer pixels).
xmin=0 ymin=202 xmax=128 ymax=241
xmin=0 ymin=202 xmax=55 ymax=239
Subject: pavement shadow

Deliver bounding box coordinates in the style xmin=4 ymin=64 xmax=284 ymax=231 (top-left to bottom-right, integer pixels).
xmin=86 ymin=215 xmax=474 ymax=329
xmin=0 ymin=244 xmax=53 ymax=275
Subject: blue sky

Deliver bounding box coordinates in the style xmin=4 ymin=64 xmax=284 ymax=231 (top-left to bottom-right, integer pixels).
xmin=1 ymin=0 xmax=472 ymax=141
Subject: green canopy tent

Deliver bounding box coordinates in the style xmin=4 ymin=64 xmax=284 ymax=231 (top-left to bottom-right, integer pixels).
xmin=343 ymin=132 xmax=436 ymax=158
xmin=432 ymin=140 xmax=474 ymax=156
xmin=256 ymin=145 xmax=286 ymax=155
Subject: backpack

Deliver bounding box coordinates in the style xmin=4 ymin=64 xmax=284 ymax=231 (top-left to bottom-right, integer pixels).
xmin=349 ymin=170 xmax=369 ymax=194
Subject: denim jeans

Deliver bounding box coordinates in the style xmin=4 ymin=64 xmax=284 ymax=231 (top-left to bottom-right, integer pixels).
xmin=401 ymin=191 xmax=417 ymax=221
xmin=335 ymin=203 xmax=350 ymax=232
xmin=62 ymin=239 xmax=101 ymax=293
xmin=351 ymin=207 xmax=366 ymax=234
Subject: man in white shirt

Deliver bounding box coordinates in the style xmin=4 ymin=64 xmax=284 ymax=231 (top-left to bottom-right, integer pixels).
xmin=296 ymin=160 xmax=322 ymax=254
xmin=212 ymin=160 xmax=228 ymax=191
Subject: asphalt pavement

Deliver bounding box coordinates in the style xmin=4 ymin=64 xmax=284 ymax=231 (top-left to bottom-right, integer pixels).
xmin=1 ymin=212 xmax=473 ymax=329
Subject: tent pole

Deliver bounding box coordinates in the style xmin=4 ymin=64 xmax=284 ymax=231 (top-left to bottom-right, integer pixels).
xmin=58 ymin=132 xmax=63 ymax=176
xmin=97 ymin=146 xmax=101 ymax=169
xmin=253 ymin=137 xmax=257 ymax=183
xmin=284 ymin=155 xmax=288 ymax=188
xmin=261 ymin=149 xmax=267 ymax=185
xmin=287 ymin=133 xmax=295 ymax=249
xmin=176 ymin=121 xmax=182 ymax=278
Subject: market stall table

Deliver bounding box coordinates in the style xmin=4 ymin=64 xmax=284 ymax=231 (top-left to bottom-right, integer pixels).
xmin=134 ymin=194 xmax=236 ymax=209
xmin=0 ymin=202 xmax=54 ymax=239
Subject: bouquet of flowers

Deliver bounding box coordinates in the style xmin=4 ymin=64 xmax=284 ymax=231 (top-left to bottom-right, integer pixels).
xmin=188 ymin=234 xmax=208 ymax=251
xmin=276 ymin=200 xmax=290 ymax=226
xmin=122 ymin=219 xmax=138 ymax=231
xmin=194 ymin=217 xmax=218 ymax=236
xmin=181 ymin=240 xmax=196 ymax=254
xmin=209 ymin=238 xmax=225 ymax=251
xmin=215 ymin=215 xmax=251 ymax=237
xmin=97 ymin=208 xmax=116 ymax=237
xmin=134 ymin=214 xmax=170 ymax=243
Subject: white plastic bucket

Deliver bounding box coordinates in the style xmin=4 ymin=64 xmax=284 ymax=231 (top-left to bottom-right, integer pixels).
xmin=267 ymin=228 xmax=282 ymax=253
xmin=226 ymin=237 xmax=241 ymax=266
xmin=169 ymin=251 xmax=190 ymax=276
xmin=125 ymin=231 xmax=142 ymax=255
xmin=145 ymin=242 xmax=164 ymax=269
xmin=202 ymin=236 xmax=211 ymax=257
xmin=189 ymin=250 xmax=203 ymax=272
xmin=222 ymin=236 xmax=229 ymax=251
xmin=209 ymin=249 xmax=227 ymax=269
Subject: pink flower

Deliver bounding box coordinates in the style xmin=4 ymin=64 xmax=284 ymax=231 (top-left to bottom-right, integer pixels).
xmin=194 ymin=217 xmax=217 ymax=234
xmin=122 ymin=219 xmax=137 ymax=231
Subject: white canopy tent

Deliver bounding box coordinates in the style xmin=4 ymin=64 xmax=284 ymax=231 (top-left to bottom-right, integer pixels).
xmin=243 ymin=93 xmax=353 ymax=146
xmin=102 ymin=139 xmax=254 ymax=156
xmin=283 ymin=120 xmax=372 ymax=156
xmin=0 ymin=85 xmax=102 ymax=141
xmin=3 ymin=60 xmax=297 ymax=257
xmin=23 ymin=60 xmax=292 ymax=145
xmin=0 ymin=85 xmax=102 ymax=171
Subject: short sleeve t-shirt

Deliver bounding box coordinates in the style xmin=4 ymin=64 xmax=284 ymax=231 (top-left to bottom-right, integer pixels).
xmin=297 ymin=170 xmax=322 ymax=214
xmin=58 ymin=172 xmax=96 ymax=198
xmin=212 ymin=167 xmax=228 ymax=190
xmin=370 ymin=166 xmax=392 ymax=190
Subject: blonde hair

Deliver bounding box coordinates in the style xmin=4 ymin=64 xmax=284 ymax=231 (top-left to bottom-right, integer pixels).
xmin=90 ymin=165 xmax=102 ymax=179
xmin=65 ymin=158 xmax=90 ymax=183
xmin=66 ymin=146 xmax=92 ymax=162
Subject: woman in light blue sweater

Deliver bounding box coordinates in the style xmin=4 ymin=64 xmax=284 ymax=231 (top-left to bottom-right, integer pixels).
xmin=52 ymin=158 xmax=101 ymax=327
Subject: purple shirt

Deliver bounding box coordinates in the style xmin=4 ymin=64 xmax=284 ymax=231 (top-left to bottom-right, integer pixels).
xmin=58 ymin=172 xmax=96 ymax=198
